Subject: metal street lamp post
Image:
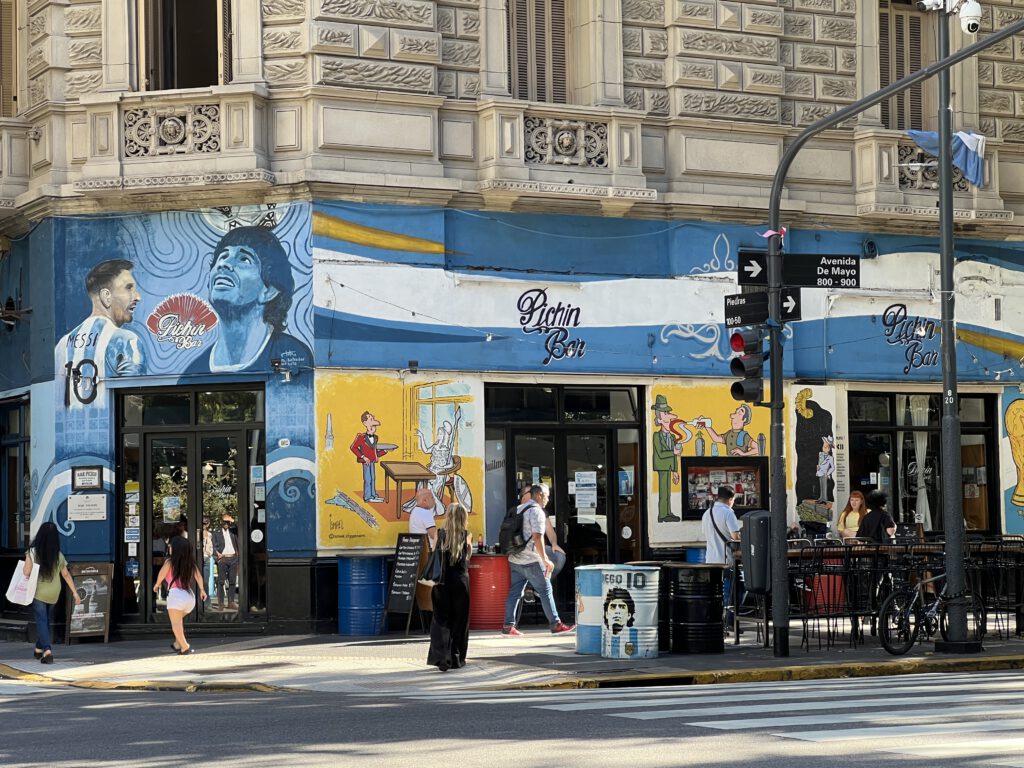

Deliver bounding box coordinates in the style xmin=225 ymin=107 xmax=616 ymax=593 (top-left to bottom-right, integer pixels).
xmin=765 ymin=13 xmax=1023 ymax=656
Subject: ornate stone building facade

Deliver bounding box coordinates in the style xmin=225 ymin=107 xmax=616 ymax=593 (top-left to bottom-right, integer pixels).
xmin=3 ymin=2 xmax=1024 ymax=635
xmin=0 ymin=0 xmax=1020 ymax=230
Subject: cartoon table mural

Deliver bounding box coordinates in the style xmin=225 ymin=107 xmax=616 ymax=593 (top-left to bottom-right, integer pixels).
xmin=317 ymin=374 xmax=484 ymax=549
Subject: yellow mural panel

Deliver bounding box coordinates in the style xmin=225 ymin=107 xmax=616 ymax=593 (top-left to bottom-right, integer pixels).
xmin=648 ymin=382 xmax=771 ymax=541
xmin=317 ymin=372 xmax=484 ymax=550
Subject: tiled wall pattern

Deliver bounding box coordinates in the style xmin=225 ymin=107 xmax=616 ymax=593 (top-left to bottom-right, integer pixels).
xmin=436 ymin=1 xmax=481 ymax=100
xmin=668 ymin=0 xmax=786 ymax=123
xmin=779 ymin=0 xmax=857 ymax=127
xmin=977 ymin=2 xmax=1024 ymax=143
xmin=303 ymin=0 xmax=442 ymax=94
xmin=622 ymin=0 xmax=669 ymax=114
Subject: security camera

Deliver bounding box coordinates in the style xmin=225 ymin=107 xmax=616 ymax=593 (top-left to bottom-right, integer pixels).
xmin=959 ymin=0 xmax=982 ymax=34
xmin=916 ymin=0 xmax=944 ymax=10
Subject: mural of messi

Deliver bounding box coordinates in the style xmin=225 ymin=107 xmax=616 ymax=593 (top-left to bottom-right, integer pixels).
xmin=186 ymin=226 xmax=312 ymax=373
xmin=59 ymin=259 xmax=146 ymax=406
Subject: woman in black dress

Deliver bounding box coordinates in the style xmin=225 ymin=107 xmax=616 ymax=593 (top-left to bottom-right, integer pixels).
xmin=428 ymin=502 xmax=473 ymax=672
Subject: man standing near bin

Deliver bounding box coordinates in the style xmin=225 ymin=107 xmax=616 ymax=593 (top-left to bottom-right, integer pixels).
xmin=702 ymin=486 xmax=741 ymax=630
xmin=502 ymin=484 xmax=575 ymax=636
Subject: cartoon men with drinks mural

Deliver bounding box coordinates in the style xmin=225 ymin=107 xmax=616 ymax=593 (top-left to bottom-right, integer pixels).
xmin=649 ymin=385 xmax=767 ymax=526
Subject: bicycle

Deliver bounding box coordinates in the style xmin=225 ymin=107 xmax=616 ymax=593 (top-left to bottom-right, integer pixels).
xmin=878 ymin=570 xmax=986 ymax=655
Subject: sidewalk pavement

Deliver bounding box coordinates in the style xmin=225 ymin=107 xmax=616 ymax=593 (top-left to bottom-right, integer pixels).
xmin=2 ymin=624 xmax=1023 ymax=695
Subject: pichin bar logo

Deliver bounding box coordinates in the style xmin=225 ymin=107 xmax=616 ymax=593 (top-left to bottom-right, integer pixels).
xmin=146 ymin=293 xmax=218 ymax=350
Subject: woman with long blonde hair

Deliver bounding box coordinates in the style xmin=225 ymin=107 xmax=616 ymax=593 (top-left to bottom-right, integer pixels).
xmin=837 ymin=491 xmax=866 ymax=540
xmin=427 ymin=503 xmax=473 ymax=672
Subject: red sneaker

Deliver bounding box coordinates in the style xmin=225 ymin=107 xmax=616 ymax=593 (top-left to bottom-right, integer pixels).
xmin=502 ymin=625 xmax=523 ymax=637
xmin=551 ymin=622 xmax=576 ymax=635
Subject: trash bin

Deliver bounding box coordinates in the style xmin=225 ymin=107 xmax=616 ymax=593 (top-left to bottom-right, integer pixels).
xmin=338 ymin=556 xmax=387 ymax=636
xmin=469 ymin=554 xmax=510 ymax=630
xmin=625 ymin=561 xmax=672 ymax=653
xmin=600 ymin=565 xmax=660 ymax=659
xmin=665 ymin=563 xmax=726 ymax=654
xmin=574 ymin=565 xmax=606 ymax=654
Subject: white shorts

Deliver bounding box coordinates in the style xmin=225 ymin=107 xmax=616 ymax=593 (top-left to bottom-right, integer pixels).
xmin=166 ymin=587 xmax=196 ymax=613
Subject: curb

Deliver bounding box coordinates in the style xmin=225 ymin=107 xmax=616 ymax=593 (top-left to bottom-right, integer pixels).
xmin=486 ymin=654 xmax=1024 ymax=690
xmin=0 ymin=663 xmax=298 ymax=694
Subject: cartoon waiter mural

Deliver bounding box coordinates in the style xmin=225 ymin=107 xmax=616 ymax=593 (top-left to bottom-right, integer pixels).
xmin=349 ymin=412 xmax=395 ymax=504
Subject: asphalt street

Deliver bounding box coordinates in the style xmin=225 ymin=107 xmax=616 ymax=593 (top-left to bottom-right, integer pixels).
xmin=3 ymin=670 xmax=1024 ymax=767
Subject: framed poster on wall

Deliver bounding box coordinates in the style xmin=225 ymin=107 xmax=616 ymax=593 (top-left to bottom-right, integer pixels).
xmin=71 ymin=466 xmax=103 ymax=491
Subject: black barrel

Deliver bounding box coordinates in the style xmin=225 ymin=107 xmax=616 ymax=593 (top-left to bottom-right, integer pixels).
xmin=626 ymin=560 xmax=672 ymax=653
xmin=665 ymin=563 xmax=727 ymax=654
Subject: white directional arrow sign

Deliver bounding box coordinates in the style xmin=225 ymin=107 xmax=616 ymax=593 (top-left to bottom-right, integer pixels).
xmin=781 ymin=287 xmax=802 ymax=321
xmin=744 ymin=261 xmax=764 ymax=280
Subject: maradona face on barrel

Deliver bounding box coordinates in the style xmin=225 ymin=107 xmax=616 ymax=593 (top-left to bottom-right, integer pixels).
xmin=603 ymin=587 xmax=636 ymax=635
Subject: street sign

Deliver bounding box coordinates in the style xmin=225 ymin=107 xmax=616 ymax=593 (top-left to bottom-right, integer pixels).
xmin=737 ymin=250 xmax=860 ymax=289
xmin=782 ymin=253 xmax=860 ymax=288
xmin=724 ymin=288 xmax=802 ymax=328
xmin=737 ymin=250 xmax=768 ymax=286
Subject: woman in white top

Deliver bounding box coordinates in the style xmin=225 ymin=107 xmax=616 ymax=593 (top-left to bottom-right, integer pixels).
xmin=409 ymin=486 xmax=439 ymax=549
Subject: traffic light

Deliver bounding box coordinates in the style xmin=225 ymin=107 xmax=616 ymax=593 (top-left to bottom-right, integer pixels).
xmin=730 ymin=329 xmax=765 ymax=403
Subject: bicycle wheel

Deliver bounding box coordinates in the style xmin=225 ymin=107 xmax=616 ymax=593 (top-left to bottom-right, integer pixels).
xmin=879 ymin=590 xmax=920 ymax=655
xmin=939 ymin=591 xmax=987 ymax=642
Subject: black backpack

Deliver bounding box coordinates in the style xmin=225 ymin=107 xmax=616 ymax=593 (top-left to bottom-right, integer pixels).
xmin=498 ymin=503 xmax=529 ymax=555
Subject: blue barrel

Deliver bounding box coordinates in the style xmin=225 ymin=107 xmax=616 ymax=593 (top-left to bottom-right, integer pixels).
xmin=338 ymin=556 xmax=387 ymax=636
xmin=574 ymin=565 xmax=605 ymax=654
xmin=600 ymin=565 xmax=660 ymax=659
xmin=686 ymin=547 xmax=707 ymax=564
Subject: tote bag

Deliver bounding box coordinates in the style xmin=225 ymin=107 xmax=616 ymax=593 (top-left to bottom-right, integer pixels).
xmin=5 ymin=560 xmax=40 ymax=606
xmin=417 ymin=530 xmax=447 ymax=587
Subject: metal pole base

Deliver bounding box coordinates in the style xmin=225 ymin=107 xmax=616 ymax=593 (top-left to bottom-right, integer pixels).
xmin=933 ymin=639 xmax=983 ymax=654
xmin=773 ymin=626 xmax=789 ymax=657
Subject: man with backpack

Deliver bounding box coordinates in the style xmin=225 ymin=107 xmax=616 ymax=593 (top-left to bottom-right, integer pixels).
xmin=501 ymin=484 xmax=575 ymax=636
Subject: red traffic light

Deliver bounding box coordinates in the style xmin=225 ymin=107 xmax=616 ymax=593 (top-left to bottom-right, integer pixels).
xmin=730 ymin=329 xmax=762 ymax=354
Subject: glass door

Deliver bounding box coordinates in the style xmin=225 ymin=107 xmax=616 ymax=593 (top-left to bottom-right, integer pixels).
xmin=147 ymin=434 xmax=192 ymax=622
xmin=564 ymin=433 xmax=610 ymax=569
xmin=200 ymin=433 xmax=246 ymax=620
xmin=614 ymin=428 xmax=642 ymax=563
xmin=145 ymin=431 xmax=248 ymax=622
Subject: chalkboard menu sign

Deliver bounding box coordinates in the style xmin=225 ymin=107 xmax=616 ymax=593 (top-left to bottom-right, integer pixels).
xmin=66 ymin=562 xmax=113 ymax=643
xmin=384 ymin=533 xmax=425 ymax=634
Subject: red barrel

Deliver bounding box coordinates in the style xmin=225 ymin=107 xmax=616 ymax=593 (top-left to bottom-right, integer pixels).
xmin=468 ymin=554 xmax=510 ymax=630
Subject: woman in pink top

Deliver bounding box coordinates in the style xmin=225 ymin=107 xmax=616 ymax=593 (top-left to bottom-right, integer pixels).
xmin=152 ymin=535 xmax=206 ymax=655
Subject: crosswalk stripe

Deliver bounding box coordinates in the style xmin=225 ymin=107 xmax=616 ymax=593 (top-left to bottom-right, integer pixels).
xmin=882 ymin=737 xmax=1024 ymax=759
xmin=534 ymin=679 xmax=1024 ymax=712
xmin=776 ymin=718 xmax=1024 ymax=742
xmin=688 ymin=703 xmax=1021 ymax=730
xmin=394 ymin=671 xmax=1024 ymax=705
xmin=610 ymin=690 xmax=1023 ymax=720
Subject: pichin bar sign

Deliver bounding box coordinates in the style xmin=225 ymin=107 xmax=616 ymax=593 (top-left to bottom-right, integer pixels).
xmin=517 ymin=288 xmax=587 ymax=365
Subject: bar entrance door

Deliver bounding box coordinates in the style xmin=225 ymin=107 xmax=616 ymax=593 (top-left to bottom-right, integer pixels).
xmin=145 ymin=431 xmax=248 ymax=623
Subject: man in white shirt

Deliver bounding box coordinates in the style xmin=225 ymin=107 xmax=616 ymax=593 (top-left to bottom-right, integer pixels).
xmin=408 ymin=486 xmax=439 ymax=549
xmin=702 ymin=486 xmax=741 ymax=629
xmin=702 ymin=486 xmax=740 ymax=564
xmin=502 ymin=484 xmax=575 ymax=636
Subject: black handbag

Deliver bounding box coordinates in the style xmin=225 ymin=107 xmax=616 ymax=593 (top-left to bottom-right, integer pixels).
xmin=417 ymin=530 xmax=446 ymax=587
